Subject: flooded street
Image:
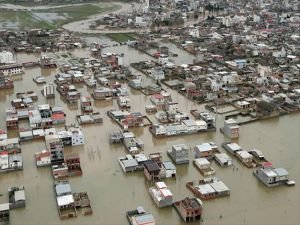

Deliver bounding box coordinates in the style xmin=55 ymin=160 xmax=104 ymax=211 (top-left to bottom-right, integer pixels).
xmin=0 ymin=44 xmax=299 ymax=225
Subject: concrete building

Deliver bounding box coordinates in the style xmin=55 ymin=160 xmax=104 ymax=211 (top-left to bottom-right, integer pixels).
xmin=0 ymin=51 xmax=15 ymax=64
xmin=149 ymin=182 xmax=173 ymax=208
xmin=144 ymin=160 xmax=161 ymax=182
xmin=253 ymin=162 xmax=290 ymax=187
xmin=173 ymin=197 xmax=202 ymax=223
xmin=167 ymin=144 xmax=189 ymax=164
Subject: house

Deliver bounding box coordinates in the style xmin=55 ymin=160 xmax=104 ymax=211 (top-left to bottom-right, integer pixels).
xmin=193 ymin=158 xmax=215 ymax=176
xmin=161 ymin=161 xmax=176 ymax=178
xmin=0 ymin=63 xmax=23 ymax=76
xmin=128 ymin=77 xmax=143 ymax=89
xmin=54 ymin=181 xmax=77 ymax=219
xmin=65 ymin=154 xmax=82 ymax=177
xmin=173 ymin=197 xmax=202 ymax=223
xmin=221 ymin=119 xmax=239 ymax=139
xmin=234 ymin=59 xmax=247 ymax=69
xmin=45 ymin=134 xmax=64 ymax=165
xmin=0 ymin=138 xmax=21 ymax=154
xmin=92 ymin=87 xmax=113 ymax=100
xmin=52 ymin=164 xmax=69 ymax=179
xmin=195 ymin=120 xmax=208 ymax=131
xmin=80 ymin=96 xmax=93 ymax=113
xmin=66 ymin=126 xmax=84 ymax=146
xmin=118 ymin=155 xmax=139 ymax=172
xmin=35 ymin=150 xmax=51 ymax=167
xmin=214 ymin=153 xmax=232 ymax=167
xmin=8 ymin=154 xmax=23 ymax=171
xmin=0 ymin=71 xmax=13 ymax=89
xmin=51 ymin=106 xmax=65 ymax=124
xmin=0 ymin=130 xmax=7 ymax=141
xmin=149 ymin=124 xmax=167 ymax=137
xmin=144 ymin=160 xmax=161 ymax=182
xmin=186 ymin=177 xmax=230 ymax=200
xmin=167 ymin=144 xmax=189 ymax=164
xmin=149 ymin=182 xmax=173 ymax=208
xmin=56 ymin=84 xmax=80 ymax=103
xmin=6 ymin=108 xmax=18 ymax=129
xmin=19 ymin=129 xmax=33 ymax=142
xmin=222 ymin=142 xmax=242 ymax=155
xmin=40 ymin=55 xmax=56 ymax=68
xmin=126 ymin=207 xmax=155 ymax=225
xmin=123 ymin=112 xmax=143 ymax=128
xmin=236 ymin=101 xmax=251 ymax=109
xmin=122 ymin=132 xmax=144 ymax=154
xmin=159 ymin=54 xmax=169 ymax=64
xmin=253 ymin=162 xmax=291 ymax=187
xmin=42 ymin=82 xmax=55 ymax=98
xmin=0 ymin=203 xmax=9 ymax=225
xmin=117 ymin=96 xmax=130 ymax=108
xmin=194 ymin=142 xmax=218 ymax=159
xmin=235 ymin=150 xmax=254 ymax=168
xmin=72 ymin=72 xmax=84 ymax=83
xmin=149 ymin=67 xmax=165 ymax=80
xmin=150 ymin=91 xmax=171 ymax=106
xmin=182 ymin=119 xmax=198 ymax=133
xmin=8 ymin=186 xmax=26 ymax=209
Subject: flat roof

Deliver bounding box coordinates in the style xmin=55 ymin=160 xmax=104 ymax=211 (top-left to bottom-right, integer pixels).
xmin=236 ymin=150 xmax=252 ymax=159
xmin=56 ymin=194 xmax=74 ymax=207
xmin=273 ymin=168 xmax=288 ymax=177
xmin=195 ymin=143 xmax=212 ymax=152
xmin=134 ymin=213 xmax=155 ymax=225
xmin=215 ymin=153 xmax=231 ymax=162
xmin=0 ymin=203 xmax=9 ymax=211
xmin=55 ymin=183 xmax=72 ymax=196
xmin=227 ymin=143 xmax=242 ymax=152
xmin=262 ymin=168 xmax=277 ymax=177
xmin=163 ymin=161 xmax=176 ymax=170
xmin=122 ymin=159 xmax=138 ymax=168
xmin=210 ymin=181 xmax=230 ymax=193
xmin=197 ymin=184 xmax=216 ymax=195
xmin=14 ymin=190 xmax=26 ymax=201
xmin=194 ymin=158 xmax=210 ymax=166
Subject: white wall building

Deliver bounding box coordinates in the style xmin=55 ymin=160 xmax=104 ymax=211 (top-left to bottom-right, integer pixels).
xmin=0 ymin=51 xmax=15 ymax=64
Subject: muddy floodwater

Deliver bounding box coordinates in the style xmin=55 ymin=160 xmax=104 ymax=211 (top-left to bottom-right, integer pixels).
xmin=0 ymin=44 xmax=299 ymax=225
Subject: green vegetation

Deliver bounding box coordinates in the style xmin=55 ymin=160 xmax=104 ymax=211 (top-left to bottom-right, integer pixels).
xmin=0 ymin=9 xmax=55 ymax=29
xmin=36 ymin=4 xmax=116 ymax=27
xmin=0 ymin=3 xmax=117 ymax=29
xmin=105 ymin=33 xmax=136 ymax=42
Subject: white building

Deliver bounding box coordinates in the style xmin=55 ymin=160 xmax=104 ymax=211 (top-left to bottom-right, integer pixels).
xmin=0 ymin=51 xmax=15 ymax=64
xmin=149 ymin=182 xmax=173 ymax=208
xmin=159 ymin=54 xmax=169 ymax=64
xmin=149 ymin=67 xmax=165 ymax=80
xmin=67 ymin=127 xmax=84 ymax=146
xmin=35 ymin=150 xmax=51 ymax=167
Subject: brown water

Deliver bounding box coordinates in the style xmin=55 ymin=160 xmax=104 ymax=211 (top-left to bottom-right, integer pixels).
xmin=0 ymin=46 xmax=299 ymax=225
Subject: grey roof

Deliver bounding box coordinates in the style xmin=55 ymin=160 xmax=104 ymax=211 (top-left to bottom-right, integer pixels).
xmin=273 ymin=168 xmax=288 ymax=177
xmin=55 ymin=183 xmax=72 ymax=196
xmin=122 ymin=159 xmax=138 ymax=168
xmin=163 ymin=161 xmax=176 ymax=170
